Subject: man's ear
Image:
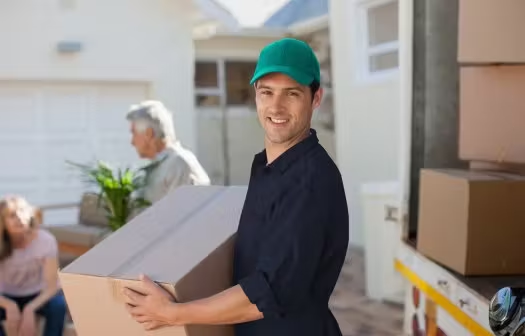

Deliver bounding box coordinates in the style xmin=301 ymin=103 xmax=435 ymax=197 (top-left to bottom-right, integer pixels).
xmin=312 ymin=87 xmax=324 ymax=109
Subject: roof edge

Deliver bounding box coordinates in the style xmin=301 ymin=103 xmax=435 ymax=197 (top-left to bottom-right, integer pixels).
xmin=197 ymin=27 xmax=288 ymax=40
xmin=288 ymin=14 xmax=329 ymax=35
xmin=192 ymin=0 xmax=240 ymax=30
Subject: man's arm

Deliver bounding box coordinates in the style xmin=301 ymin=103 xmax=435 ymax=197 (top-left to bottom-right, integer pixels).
xmin=164 ymin=285 xmax=263 ymax=325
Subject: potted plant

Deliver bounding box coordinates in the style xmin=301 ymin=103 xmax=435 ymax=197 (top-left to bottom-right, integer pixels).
xmin=67 ymin=160 xmax=152 ymax=232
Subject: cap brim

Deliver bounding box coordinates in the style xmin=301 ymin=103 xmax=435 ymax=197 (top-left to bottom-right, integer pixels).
xmin=250 ymin=65 xmax=313 ymax=86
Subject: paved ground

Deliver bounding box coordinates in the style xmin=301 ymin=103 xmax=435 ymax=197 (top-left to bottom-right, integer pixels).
xmin=60 ymin=246 xmax=405 ymax=336
xmin=329 ymin=246 xmax=405 ymax=336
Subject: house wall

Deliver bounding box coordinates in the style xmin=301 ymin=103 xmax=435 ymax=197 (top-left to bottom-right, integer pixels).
xmin=330 ymin=0 xmax=401 ymax=247
xmin=0 ymin=0 xmax=197 ymax=150
xmin=195 ymin=35 xmax=282 ymax=60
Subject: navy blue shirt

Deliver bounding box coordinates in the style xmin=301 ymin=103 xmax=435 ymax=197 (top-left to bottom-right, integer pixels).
xmin=233 ymin=129 xmax=349 ymax=336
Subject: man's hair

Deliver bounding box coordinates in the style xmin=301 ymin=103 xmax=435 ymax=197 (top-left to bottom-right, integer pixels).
xmin=126 ymin=100 xmax=176 ymax=142
xmin=309 ymin=80 xmax=320 ymax=100
xmin=254 ymin=80 xmax=321 ymax=102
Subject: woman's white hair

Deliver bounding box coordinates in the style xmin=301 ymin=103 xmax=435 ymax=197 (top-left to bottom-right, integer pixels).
xmin=126 ymin=100 xmax=176 ymax=142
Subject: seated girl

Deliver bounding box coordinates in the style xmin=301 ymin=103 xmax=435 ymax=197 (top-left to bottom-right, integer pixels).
xmin=0 ymin=196 xmax=66 ymax=336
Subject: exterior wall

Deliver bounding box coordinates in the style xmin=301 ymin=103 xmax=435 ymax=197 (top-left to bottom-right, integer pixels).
xmin=330 ymin=0 xmax=401 ymax=247
xmin=195 ymin=35 xmax=282 ymax=60
xmin=0 ymin=0 xmax=197 ymax=150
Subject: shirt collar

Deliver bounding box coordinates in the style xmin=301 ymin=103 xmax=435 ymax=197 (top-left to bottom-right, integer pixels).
xmin=153 ymin=141 xmax=180 ymax=163
xmin=254 ymin=128 xmax=319 ymax=173
xmin=154 ymin=148 xmax=169 ymax=162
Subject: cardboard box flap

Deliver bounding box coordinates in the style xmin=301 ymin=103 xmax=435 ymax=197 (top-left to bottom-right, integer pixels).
xmin=431 ymin=169 xmax=525 ymax=181
xmin=429 ymin=169 xmax=499 ymax=181
xmin=61 ymin=185 xmax=247 ymax=284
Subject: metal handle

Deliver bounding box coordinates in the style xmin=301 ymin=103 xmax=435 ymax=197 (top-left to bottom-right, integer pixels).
xmin=459 ymin=298 xmax=478 ymax=314
xmin=437 ymin=279 xmax=449 ymax=289
xmin=436 ymin=279 xmax=452 ymax=296
xmin=384 ymin=205 xmax=399 ymax=222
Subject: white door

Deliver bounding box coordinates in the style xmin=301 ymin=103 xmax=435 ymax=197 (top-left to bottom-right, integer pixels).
xmin=0 ymin=81 xmax=148 ymax=225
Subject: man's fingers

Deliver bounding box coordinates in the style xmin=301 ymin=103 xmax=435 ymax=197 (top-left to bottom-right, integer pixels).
xmin=123 ymin=287 xmax=144 ymax=305
xmin=140 ymin=274 xmax=163 ymax=293
xmin=143 ymin=321 xmax=163 ymax=331
xmin=143 ymin=322 xmax=155 ymax=331
xmin=126 ymin=304 xmax=144 ymax=316
xmin=135 ymin=315 xmax=152 ymax=323
xmin=126 ymin=304 xmax=152 ymax=325
xmin=140 ymin=274 xmax=175 ymax=300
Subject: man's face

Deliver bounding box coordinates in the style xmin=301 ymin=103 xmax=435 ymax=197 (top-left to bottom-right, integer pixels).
xmin=255 ymin=73 xmax=322 ymax=146
xmin=130 ymin=123 xmax=154 ymax=159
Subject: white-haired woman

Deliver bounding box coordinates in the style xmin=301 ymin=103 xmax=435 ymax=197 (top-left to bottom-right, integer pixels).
xmin=0 ymin=196 xmax=66 ymax=336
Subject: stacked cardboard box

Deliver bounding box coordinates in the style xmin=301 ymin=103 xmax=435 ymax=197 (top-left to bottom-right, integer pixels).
xmin=59 ymin=185 xmax=247 ymax=336
xmin=417 ymin=0 xmax=525 ymax=276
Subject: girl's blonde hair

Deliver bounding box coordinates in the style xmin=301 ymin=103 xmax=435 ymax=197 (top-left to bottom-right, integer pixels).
xmin=0 ymin=196 xmax=41 ymax=261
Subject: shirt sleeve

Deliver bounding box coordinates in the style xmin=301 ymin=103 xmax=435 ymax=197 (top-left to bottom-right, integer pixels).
xmin=238 ymin=183 xmax=328 ymax=318
xmin=41 ymin=230 xmax=59 ymax=259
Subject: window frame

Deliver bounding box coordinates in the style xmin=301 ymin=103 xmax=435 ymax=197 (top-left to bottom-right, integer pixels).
xmin=355 ymin=0 xmax=400 ymax=84
xmin=194 ymin=59 xmax=223 ymax=108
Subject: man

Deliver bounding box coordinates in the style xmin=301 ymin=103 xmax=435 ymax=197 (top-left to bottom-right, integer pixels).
xmin=123 ymin=38 xmax=350 ymax=335
xmin=126 ymin=100 xmax=211 ymax=203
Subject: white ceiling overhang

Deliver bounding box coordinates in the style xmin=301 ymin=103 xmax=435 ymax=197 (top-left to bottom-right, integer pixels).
xmin=189 ymin=0 xmax=240 ymax=37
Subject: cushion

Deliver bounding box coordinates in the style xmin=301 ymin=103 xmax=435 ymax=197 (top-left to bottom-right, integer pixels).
xmin=78 ymin=193 xmax=109 ymax=228
xmin=47 ymin=224 xmax=110 ymax=247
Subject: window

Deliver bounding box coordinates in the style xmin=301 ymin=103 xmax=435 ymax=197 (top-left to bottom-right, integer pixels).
xmin=194 ymin=60 xmax=257 ymax=108
xmin=356 ymin=0 xmax=399 ymax=81
xmin=195 ymin=61 xmax=221 ymax=107
xmin=225 ymin=61 xmax=256 ymax=106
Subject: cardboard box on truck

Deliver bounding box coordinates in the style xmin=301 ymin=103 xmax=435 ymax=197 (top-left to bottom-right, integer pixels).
xmin=469 ymin=161 xmax=525 ymax=176
xmin=458 ymin=0 xmax=525 ymax=63
xmin=58 ymin=185 xmax=248 ymax=336
xmin=417 ymin=169 xmax=525 ymax=276
xmin=459 ymin=66 xmax=525 ymax=164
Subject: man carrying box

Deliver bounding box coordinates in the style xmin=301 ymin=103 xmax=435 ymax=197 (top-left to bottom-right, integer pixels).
xmin=123 ymin=38 xmax=350 ymax=336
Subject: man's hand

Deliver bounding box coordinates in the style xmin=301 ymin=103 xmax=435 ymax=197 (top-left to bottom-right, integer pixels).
xmin=142 ymin=320 xmax=168 ymax=331
xmin=19 ymin=306 xmax=36 ymax=336
xmin=123 ymin=274 xmax=177 ymax=330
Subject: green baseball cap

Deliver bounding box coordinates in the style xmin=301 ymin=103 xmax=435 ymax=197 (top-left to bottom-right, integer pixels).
xmin=250 ymin=37 xmax=321 ymax=86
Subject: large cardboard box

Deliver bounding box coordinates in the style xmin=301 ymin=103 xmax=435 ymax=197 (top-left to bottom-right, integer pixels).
xmin=417 ymin=169 xmax=525 ymax=276
xmin=458 ymin=0 xmax=525 ymax=63
xmin=59 ymin=185 xmax=247 ymax=336
xmin=459 ymin=66 xmax=525 ymax=164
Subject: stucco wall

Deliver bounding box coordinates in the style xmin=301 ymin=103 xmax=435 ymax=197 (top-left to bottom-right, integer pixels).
xmin=0 ymin=0 xmax=197 ymax=150
xmin=330 ymin=0 xmax=401 ymax=247
xmin=195 ymin=35 xmax=282 ymax=60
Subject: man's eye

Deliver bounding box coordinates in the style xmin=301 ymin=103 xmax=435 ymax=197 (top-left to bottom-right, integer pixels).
xmin=288 ymin=91 xmax=299 ymax=97
xmin=261 ymin=90 xmax=272 ymax=96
